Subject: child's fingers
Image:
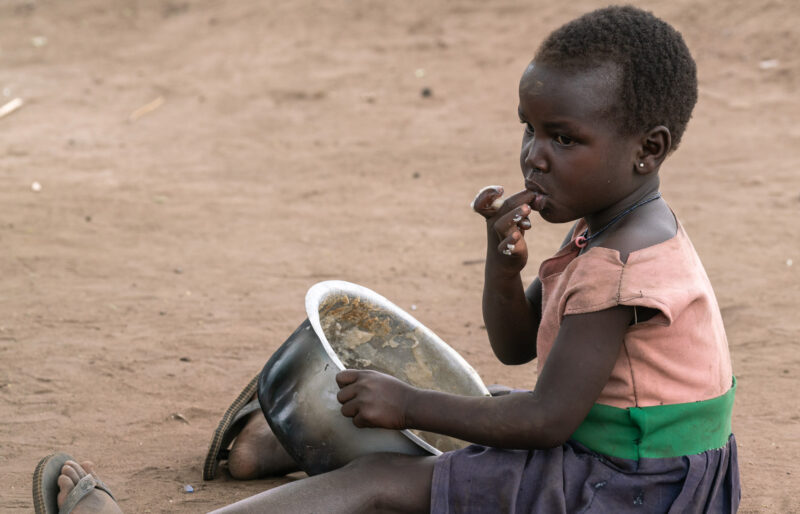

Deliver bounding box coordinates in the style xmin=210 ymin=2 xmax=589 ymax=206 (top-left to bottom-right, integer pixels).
xmin=485 ymin=189 xmax=538 ymax=219
xmin=335 ymin=369 xmax=359 ymax=388
xmin=501 ymin=189 xmax=537 ymax=213
xmin=497 ymin=231 xmax=525 ymax=257
xmin=473 ymin=187 xmax=539 ymax=222
xmin=510 ymin=209 xmax=532 ymax=231
xmin=471 ymin=185 xmax=505 ymax=217
xmin=494 ymin=204 xmax=532 ymax=240
xmin=339 ymin=397 xmax=359 ymax=418
xmin=336 ymin=384 xmax=356 ymax=405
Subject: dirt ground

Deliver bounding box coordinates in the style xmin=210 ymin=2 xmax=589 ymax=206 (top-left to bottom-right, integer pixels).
xmin=1 ymin=0 xmax=798 ymax=512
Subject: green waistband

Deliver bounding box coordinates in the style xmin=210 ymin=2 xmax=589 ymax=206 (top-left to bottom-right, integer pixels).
xmin=571 ymin=377 xmax=736 ymax=460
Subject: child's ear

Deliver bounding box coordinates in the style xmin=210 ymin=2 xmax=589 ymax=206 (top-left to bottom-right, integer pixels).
xmin=636 ymin=126 xmax=671 ymax=174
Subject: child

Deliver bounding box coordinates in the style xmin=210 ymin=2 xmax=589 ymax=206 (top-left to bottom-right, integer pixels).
xmin=36 ymin=5 xmax=739 ymax=513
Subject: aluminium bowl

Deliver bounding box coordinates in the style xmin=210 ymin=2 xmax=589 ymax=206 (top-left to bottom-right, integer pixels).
xmin=257 ymin=280 xmax=489 ymax=475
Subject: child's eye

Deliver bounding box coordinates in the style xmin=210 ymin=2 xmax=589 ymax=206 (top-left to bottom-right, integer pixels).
xmin=554 ymin=134 xmax=576 ymax=146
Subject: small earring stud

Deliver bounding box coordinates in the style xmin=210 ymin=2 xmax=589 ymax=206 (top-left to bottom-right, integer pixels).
xmin=638 ymin=162 xmax=645 ymax=168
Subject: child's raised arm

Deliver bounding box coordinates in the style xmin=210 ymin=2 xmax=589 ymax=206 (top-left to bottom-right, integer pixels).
xmin=473 ymin=186 xmax=540 ymax=364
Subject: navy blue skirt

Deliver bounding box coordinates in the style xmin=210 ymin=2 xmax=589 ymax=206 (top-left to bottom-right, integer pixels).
xmin=430 ymin=435 xmax=740 ymax=513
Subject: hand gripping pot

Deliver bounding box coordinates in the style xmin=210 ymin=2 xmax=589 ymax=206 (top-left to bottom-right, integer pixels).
xmin=258 ymin=280 xmax=490 ymax=476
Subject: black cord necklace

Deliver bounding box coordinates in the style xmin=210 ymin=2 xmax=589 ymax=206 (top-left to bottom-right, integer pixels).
xmin=574 ymin=192 xmax=662 ymax=248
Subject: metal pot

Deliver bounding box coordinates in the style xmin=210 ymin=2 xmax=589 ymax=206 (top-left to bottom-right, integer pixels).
xmin=258 ymin=280 xmax=489 ymax=475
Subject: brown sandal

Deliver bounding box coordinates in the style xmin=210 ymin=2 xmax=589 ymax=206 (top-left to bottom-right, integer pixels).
xmin=33 ymin=452 xmax=115 ymax=514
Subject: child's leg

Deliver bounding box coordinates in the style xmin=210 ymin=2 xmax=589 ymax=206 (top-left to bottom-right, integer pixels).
xmin=212 ymin=453 xmax=437 ymax=514
xmin=227 ymin=409 xmax=299 ymax=479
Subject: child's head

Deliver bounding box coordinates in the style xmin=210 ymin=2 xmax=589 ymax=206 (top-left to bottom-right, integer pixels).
xmin=534 ymin=5 xmax=697 ymax=150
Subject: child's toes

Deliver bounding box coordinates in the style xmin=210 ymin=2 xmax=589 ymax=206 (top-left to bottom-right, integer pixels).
xmin=56 ymin=471 xmax=78 ymax=506
xmin=61 ymin=461 xmax=83 ymax=484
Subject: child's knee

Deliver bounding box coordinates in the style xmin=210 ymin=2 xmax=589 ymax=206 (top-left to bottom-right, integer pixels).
xmin=343 ymin=453 xmax=435 ymax=512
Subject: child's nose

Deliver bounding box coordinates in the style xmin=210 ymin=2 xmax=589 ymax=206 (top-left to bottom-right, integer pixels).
xmin=523 ymin=138 xmax=548 ymax=173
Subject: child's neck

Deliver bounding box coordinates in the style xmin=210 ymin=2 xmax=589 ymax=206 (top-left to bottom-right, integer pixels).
xmin=584 ymin=181 xmax=661 ymax=236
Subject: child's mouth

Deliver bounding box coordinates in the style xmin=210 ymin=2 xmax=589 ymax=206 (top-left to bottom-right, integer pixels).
xmin=529 ymin=192 xmax=547 ymax=212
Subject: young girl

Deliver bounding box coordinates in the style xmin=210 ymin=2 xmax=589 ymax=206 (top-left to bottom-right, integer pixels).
xmin=37 ymin=6 xmax=739 ymax=513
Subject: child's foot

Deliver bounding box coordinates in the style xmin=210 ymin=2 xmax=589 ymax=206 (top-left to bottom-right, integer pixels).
xmin=57 ymin=460 xmax=122 ymax=513
xmin=227 ymin=407 xmax=300 ymax=479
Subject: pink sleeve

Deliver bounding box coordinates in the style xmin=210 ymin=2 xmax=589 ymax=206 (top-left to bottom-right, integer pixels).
xmin=559 ymin=248 xmax=675 ymax=325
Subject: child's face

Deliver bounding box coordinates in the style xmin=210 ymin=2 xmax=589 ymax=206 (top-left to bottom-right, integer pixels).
xmin=518 ymin=61 xmax=642 ymax=224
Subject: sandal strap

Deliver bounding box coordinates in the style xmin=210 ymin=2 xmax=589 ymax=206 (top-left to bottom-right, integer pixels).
xmin=217 ymin=399 xmax=261 ymax=460
xmin=59 ymin=474 xmax=115 ymax=514
xmin=233 ymin=399 xmax=261 ymax=424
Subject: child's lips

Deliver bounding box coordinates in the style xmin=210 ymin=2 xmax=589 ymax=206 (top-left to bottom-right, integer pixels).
xmin=530 ymin=192 xmax=547 ymax=211
xmin=526 ymin=186 xmax=547 ymax=211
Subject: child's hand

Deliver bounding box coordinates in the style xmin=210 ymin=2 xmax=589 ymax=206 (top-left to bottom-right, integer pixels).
xmin=336 ymin=370 xmax=414 ymax=430
xmin=472 ymin=185 xmax=536 ymax=270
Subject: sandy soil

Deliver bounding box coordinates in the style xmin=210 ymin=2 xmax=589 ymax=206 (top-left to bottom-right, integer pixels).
xmin=1 ymin=0 xmax=798 ymax=511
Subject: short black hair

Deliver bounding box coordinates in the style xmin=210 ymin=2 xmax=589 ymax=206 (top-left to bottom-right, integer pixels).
xmin=534 ymin=5 xmax=697 ymax=150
